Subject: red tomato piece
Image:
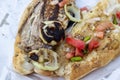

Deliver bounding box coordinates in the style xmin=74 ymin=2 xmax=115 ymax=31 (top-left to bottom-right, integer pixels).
xmin=116 ymin=11 xmax=120 ymax=19
xmin=66 ymin=37 xmax=85 ymax=50
xmin=96 ymin=22 xmax=113 ymax=32
xmin=75 ymin=48 xmax=84 ymax=57
xmin=58 ymin=0 xmax=68 ymax=7
xmin=88 ymin=39 xmax=99 ymax=52
xmin=96 ymin=32 xmax=104 ymax=39
xmin=66 ymin=52 xmax=75 ymax=59
xmin=80 ymin=7 xmax=88 ymax=11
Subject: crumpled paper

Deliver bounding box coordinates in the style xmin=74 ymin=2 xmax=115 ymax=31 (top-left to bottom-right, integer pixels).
xmin=1 ymin=0 xmax=120 ymax=80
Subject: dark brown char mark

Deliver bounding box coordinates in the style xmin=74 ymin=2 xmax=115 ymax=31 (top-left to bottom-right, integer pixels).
xmin=49 ymin=4 xmax=59 ymax=20
xmin=40 ymin=0 xmax=60 ymax=20
xmin=40 ymin=0 xmax=47 ymax=19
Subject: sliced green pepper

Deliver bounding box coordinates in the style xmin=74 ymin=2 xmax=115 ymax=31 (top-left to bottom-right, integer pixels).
xmin=71 ymin=57 xmax=82 ymax=62
xmin=113 ymin=15 xmax=118 ymax=25
xmin=84 ymin=36 xmax=91 ymax=42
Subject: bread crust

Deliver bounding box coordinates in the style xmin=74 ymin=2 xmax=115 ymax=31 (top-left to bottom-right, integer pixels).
xmin=65 ymin=48 xmax=120 ymax=80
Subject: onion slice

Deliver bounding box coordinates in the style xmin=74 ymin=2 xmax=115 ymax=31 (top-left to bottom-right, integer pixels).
xmin=30 ymin=49 xmax=59 ymax=71
xmin=64 ymin=4 xmax=81 ymax=22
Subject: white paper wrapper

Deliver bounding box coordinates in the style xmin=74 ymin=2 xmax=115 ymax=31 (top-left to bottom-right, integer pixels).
xmin=1 ymin=0 xmax=120 ymax=80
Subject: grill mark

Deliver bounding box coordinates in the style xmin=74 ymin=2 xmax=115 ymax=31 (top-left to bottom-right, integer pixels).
xmin=48 ymin=4 xmax=59 ymax=20
xmin=40 ymin=0 xmax=47 ymax=19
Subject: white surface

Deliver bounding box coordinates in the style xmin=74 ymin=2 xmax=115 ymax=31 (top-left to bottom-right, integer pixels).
xmin=76 ymin=0 xmax=99 ymax=8
xmin=0 ymin=0 xmax=31 ymax=74
xmin=0 ymin=0 xmax=120 ymax=80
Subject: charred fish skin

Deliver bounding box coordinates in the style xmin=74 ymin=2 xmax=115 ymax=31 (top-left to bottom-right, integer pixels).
xmin=40 ymin=0 xmax=69 ymax=28
xmin=41 ymin=0 xmax=59 ymax=20
xmin=39 ymin=0 xmax=68 ymax=46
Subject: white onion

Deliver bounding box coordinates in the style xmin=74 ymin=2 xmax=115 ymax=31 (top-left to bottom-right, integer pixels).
xmin=86 ymin=17 xmax=101 ymax=23
xmin=104 ymin=0 xmax=120 ymax=15
xmin=31 ymin=49 xmax=59 ymax=71
xmin=64 ymin=4 xmax=81 ymax=22
xmin=22 ymin=61 xmax=34 ymax=71
xmin=104 ymin=5 xmax=120 ymax=15
xmin=113 ymin=25 xmax=120 ymax=33
xmin=50 ymin=0 xmax=58 ymax=5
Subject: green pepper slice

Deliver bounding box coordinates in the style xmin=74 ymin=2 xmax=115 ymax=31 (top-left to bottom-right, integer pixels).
xmin=71 ymin=57 xmax=82 ymax=62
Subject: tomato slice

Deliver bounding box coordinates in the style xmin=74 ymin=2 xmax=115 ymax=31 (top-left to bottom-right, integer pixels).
xmin=66 ymin=37 xmax=85 ymax=50
xmin=116 ymin=11 xmax=120 ymax=19
xmin=80 ymin=7 xmax=88 ymax=11
xmin=88 ymin=39 xmax=99 ymax=51
xmin=75 ymin=48 xmax=84 ymax=57
xmin=66 ymin=52 xmax=75 ymax=59
xmin=58 ymin=0 xmax=68 ymax=7
xmin=96 ymin=32 xmax=104 ymax=39
xmin=96 ymin=22 xmax=113 ymax=32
